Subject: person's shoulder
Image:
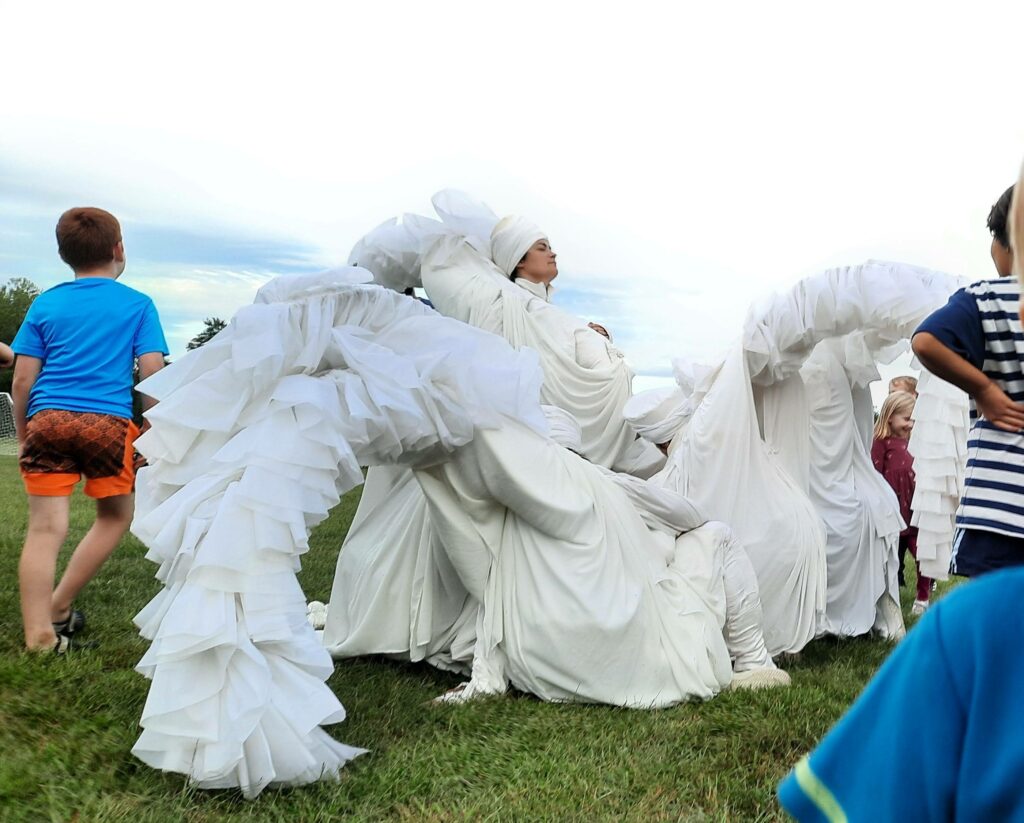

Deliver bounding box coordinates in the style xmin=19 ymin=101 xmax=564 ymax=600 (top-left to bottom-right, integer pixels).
xmin=105 ymin=280 xmax=154 ymax=300
xmin=966 ymin=277 xmax=1019 ymax=299
xmin=932 ymin=570 xmax=1024 ymax=634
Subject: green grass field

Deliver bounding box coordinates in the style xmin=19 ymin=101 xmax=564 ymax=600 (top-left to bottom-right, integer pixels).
xmin=0 ymin=454 xmax=944 ymax=821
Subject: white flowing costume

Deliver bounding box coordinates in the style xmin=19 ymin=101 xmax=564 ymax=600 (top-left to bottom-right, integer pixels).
xmin=746 ymin=262 xmax=964 ymax=635
xmin=627 ymin=350 xmax=827 ymax=656
xmin=411 ymin=416 xmax=742 ymax=705
xmin=627 ymin=261 xmax=963 ymax=651
xmin=130 ymin=270 xmax=548 ymax=796
xmin=324 ymin=191 xmax=660 ymax=661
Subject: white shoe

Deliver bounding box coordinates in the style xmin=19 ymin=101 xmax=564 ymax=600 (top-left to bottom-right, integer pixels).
xmin=430 ymin=679 xmax=507 ymax=705
xmin=728 ymin=667 xmax=791 ymax=691
xmin=306 ymin=600 xmax=329 ymax=630
xmin=911 ymin=600 xmax=929 ymax=616
xmin=873 ymin=594 xmax=906 ymax=642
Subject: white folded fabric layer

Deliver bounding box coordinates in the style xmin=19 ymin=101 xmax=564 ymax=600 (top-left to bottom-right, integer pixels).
xmin=742 ymin=261 xmax=964 ymax=636
xmin=743 ymin=260 xmax=964 ymax=387
xmin=909 ymin=369 xmax=970 ymax=580
xmin=422 ymin=234 xmax=661 ymax=474
xmin=413 ymin=418 xmax=733 ymax=707
xmin=648 ymin=347 xmax=828 ymax=655
xmin=131 ymin=269 xmax=545 ymax=797
xmin=797 ymin=342 xmax=902 ymax=637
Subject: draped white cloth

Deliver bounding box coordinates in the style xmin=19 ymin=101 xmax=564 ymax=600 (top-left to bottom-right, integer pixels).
xmin=326 ymin=191 xmax=661 ymax=666
xmin=413 ymin=417 xmax=735 ymax=705
xmin=320 ymin=465 xmax=476 ymax=671
xmin=345 ymin=188 xmax=662 ymax=474
xmin=130 ymin=269 xmax=546 ymax=796
xmin=796 ymin=342 xmax=902 ymax=637
xmin=641 ymin=346 xmax=828 ymax=656
xmin=747 ymin=261 xmax=964 ymax=635
xmin=422 ymin=234 xmax=662 ymax=475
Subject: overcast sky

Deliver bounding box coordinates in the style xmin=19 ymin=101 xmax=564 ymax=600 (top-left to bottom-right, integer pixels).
xmin=3 ymin=1 xmax=1023 ymax=402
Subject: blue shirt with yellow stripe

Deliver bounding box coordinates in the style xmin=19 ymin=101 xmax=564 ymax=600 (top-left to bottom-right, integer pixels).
xmin=778 ymin=569 xmax=1024 ymax=821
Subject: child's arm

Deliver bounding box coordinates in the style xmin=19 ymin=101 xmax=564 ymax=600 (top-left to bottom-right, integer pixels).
xmin=135 ymin=351 xmax=165 ymax=434
xmin=912 ymin=331 xmax=1024 ymax=432
xmin=11 ymin=355 xmax=41 ymax=449
xmin=870 ymin=438 xmax=886 ymax=474
xmin=0 ymin=342 xmax=13 ymax=369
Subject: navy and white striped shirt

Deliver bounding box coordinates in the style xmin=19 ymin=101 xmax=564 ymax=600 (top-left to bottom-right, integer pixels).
xmin=916 ymin=277 xmax=1024 ymax=539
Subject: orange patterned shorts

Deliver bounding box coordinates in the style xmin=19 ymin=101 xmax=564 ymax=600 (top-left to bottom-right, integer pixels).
xmin=20 ymin=409 xmax=139 ymax=498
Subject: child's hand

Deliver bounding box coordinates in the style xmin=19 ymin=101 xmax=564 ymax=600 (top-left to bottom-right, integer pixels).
xmin=976 ymin=382 xmax=1024 ymax=432
xmin=588 ymin=322 xmax=611 ymax=339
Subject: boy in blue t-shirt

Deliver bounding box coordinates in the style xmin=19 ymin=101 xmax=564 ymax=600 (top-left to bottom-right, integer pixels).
xmin=911 ymin=184 xmax=1024 ymax=576
xmin=12 ymin=207 xmax=168 ymax=653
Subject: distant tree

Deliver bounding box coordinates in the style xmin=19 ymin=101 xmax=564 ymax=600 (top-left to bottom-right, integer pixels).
xmin=187 ymin=317 xmax=227 ymax=350
xmin=0 ymin=277 xmax=41 ymax=393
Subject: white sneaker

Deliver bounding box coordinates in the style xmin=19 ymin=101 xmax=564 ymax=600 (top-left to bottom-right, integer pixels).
xmin=430 ymin=679 xmax=507 ymax=705
xmin=306 ymin=600 xmax=329 ymax=629
xmin=911 ymin=599 xmax=929 ymax=616
xmin=728 ymin=667 xmax=792 ymax=691
xmin=873 ymin=594 xmax=906 ymax=642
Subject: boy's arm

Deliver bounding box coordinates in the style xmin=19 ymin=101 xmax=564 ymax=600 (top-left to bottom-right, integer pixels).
xmin=135 ymin=351 xmax=165 ymax=434
xmin=0 ymin=342 xmax=13 ymax=369
xmin=11 ymin=355 xmax=42 ymax=447
xmin=912 ymin=331 xmax=1024 ymax=432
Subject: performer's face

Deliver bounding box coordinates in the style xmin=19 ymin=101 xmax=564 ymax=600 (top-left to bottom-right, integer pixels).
xmin=515 ymin=240 xmax=558 ymax=284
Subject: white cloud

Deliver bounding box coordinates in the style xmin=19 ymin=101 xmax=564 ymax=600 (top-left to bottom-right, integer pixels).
xmin=2 ymin=1 xmax=1024 ymax=375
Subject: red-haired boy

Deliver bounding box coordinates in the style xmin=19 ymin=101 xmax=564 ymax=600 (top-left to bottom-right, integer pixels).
xmin=12 ymin=207 xmax=167 ymax=652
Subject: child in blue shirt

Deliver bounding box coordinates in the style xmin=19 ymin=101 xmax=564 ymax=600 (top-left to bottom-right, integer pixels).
xmin=778 ymin=567 xmax=1024 ymax=821
xmin=12 ymin=207 xmax=168 ymax=653
xmin=911 ymin=184 xmax=1024 ymax=576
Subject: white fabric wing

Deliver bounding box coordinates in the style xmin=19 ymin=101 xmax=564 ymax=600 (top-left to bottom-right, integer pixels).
xmin=131 ymin=270 xmax=545 ymax=797
xmin=909 ymin=369 xmax=970 ymax=580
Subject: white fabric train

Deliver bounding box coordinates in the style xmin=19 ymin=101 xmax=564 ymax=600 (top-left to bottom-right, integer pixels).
xmin=748 ymin=261 xmax=964 ymax=635
xmin=130 ymin=269 xmax=546 ymax=797
xmin=631 ymin=261 xmax=964 ymax=650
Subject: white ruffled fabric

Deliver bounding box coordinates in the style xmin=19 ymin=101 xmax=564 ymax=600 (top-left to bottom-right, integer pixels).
xmin=130 ymin=268 xmax=545 ymax=797
xmin=909 ymin=368 xmax=970 ymax=580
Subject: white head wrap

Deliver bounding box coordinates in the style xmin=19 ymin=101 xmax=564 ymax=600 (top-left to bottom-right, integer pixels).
xmin=622 ymin=386 xmax=692 ymax=446
xmin=541 ymin=405 xmax=584 ymax=453
xmin=490 ymin=215 xmax=547 ymax=278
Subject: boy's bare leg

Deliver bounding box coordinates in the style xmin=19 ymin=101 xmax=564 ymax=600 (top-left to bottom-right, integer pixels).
xmin=51 ymin=494 xmax=134 ymax=623
xmin=19 ymin=495 xmax=71 ymax=650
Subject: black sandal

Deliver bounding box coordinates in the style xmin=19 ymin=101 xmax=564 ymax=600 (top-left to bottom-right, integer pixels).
xmin=52 ymin=633 xmax=97 ymax=655
xmin=52 ymin=608 xmax=85 ymax=636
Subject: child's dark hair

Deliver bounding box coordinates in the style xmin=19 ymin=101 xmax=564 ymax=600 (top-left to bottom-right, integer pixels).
xmin=987 ymin=185 xmax=1015 ymax=250
xmin=55 ymin=207 xmax=122 ymax=272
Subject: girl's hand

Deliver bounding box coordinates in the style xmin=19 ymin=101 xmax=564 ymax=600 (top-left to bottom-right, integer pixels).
xmin=976 ymin=382 xmax=1024 ymax=432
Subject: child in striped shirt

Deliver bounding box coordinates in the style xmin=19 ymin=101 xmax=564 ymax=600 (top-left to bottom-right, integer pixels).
xmin=912 ymin=184 xmax=1024 ymax=576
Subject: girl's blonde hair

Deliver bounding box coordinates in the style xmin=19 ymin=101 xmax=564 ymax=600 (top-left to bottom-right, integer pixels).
xmin=874 ymin=390 xmax=917 ymax=440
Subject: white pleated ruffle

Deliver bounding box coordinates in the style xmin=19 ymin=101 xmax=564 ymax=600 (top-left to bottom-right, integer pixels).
xmin=130 ymin=268 xmax=545 ymax=797
xmin=908 ymin=368 xmax=969 ymax=580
